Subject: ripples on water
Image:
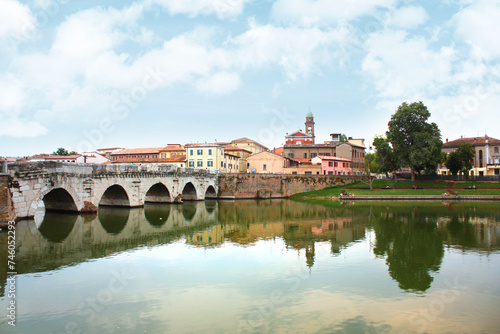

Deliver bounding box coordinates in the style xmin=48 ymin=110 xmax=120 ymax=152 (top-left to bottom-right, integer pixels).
xmin=1 ymin=200 xmax=500 ymax=333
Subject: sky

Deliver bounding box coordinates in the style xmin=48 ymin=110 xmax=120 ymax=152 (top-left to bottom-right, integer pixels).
xmin=0 ymin=0 xmax=499 ymax=157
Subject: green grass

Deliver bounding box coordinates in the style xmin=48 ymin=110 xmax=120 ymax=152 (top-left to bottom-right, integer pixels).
xmin=348 ymin=179 xmax=450 ymax=188
xmin=454 ymin=189 xmax=500 ymax=195
xmin=291 ymin=180 xmax=500 ymax=200
xmin=452 ymin=181 xmax=500 ymax=188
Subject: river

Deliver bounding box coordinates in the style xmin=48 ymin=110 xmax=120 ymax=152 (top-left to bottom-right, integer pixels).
xmin=1 ymin=199 xmax=499 ymax=333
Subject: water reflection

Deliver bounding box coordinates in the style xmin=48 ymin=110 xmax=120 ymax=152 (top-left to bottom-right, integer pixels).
xmin=37 ymin=211 xmax=78 ymax=243
xmin=98 ymin=208 xmax=129 ymax=235
xmin=3 ymin=201 xmax=500 ymax=293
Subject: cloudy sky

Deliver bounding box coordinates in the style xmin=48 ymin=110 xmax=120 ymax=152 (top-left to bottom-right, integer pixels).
xmin=1 ymin=0 xmax=499 ymax=156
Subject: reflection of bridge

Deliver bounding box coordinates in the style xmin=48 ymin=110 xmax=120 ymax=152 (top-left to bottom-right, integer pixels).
xmin=13 ymin=202 xmax=218 ymax=276
xmin=8 ymin=162 xmax=218 ymax=219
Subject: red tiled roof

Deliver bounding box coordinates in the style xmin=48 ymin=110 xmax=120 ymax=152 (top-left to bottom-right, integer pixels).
xmin=97 ymin=147 xmax=123 ymax=151
xmin=185 ymin=143 xmax=222 ymax=148
xmin=159 ymin=145 xmax=185 ymax=152
xmin=222 ymin=145 xmax=252 ymax=154
xmin=315 ymin=156 xmax=352 ymax=162
xmin=292 ymin=158 xmax=312 ymax=163
xmin=272 ymin=147 xmax=283 ymax=155
xmin=443 ymin=136 xmax=500 ymax=148
xmin=286 ymin=131 xmax=311 ymax=137
xmin=165 ymin=155 xmax=186 ymax=162
xmin=111 ymin=147 xmax=162 ymax=155
xmin=46 ymin=155 xmax=82 ymax=159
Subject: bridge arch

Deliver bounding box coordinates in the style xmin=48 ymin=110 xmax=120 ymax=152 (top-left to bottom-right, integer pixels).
xmin=41 ymin=187 xmax=79 ymax=212
xmin=182 ymin=182 xmax=198 ymax=201
xmin=205 ymin=185 xmax=217 ymax=199
xmin=145 ymin=183 xmax=172 ymax=203
xmin=99 ymin=185 xmax=130 ymax=207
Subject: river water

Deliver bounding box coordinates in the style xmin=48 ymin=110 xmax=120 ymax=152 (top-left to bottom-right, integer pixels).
xmin=1 ymin=199 xmax=500 ymax=333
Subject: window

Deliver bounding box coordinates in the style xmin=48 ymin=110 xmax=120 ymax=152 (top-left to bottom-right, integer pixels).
xmin=288 ymin=153 xmax=294 ymax=158
xmin=208 ymin=149 xmax=212 ymax=155
xmin=292 ymin=172 xmax=297 ymax=175
xmin=311 ymin=153 xmax=317 ymax=158
xmin=263 ymin=164 xmax=267 ymax=171
xmin=496 ymin=169 xmax=500 ymax=175
xmin=197 ymin=160 xmax=203 ymax=167
xmin=189 ymin=160 xmax=194 ymax=167
xmin=328 ymin=171 xmax=333 ymax=175
xmin=303 ymin=153 xmax=307 ymax=158
xmin=190 ymin=150 xmax=194 ymax=156
xmin=334 ymin=162 xmax=338 ymax=167
xmin=297 ymin=141 xmax=302 ymax=145
xmin=496 ymin=158 xmax=500 ymax=164
xmin=221 ymin=161 xmax=224 ymax=168
xmin=305 ymin=171 xmax=312 ymax=175
xmin=328 ymin=162 xmax=333 ymax=167
xmin=207 ymin=160 xmax=213 ymax=167
xmin=197 ymin=149 xmax=203 ymax=155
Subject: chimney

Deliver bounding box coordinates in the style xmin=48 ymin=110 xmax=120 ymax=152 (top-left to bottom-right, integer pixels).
xmin=446 ymin=138 xmax=448 ymax=143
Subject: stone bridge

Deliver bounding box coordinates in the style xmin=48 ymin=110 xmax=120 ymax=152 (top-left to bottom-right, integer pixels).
xmin=7 ymin=162 xmax=219 ymax=219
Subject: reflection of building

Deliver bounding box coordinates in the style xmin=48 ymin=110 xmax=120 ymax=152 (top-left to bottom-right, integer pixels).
xmin=439 ymin=136 xmax=500 ymax=176
xmin=187 ymin=225 xmax=224 ymax=247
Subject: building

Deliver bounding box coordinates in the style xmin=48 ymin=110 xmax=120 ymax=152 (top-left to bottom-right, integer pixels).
xmin=285 ymin=112 xmax=315 ymax=145
xmin=96 ymin=148 xmax=124 ymax=160
xmin=78 ymin=152 xmax=110 ymax=164
xmin=222 ymin=145 xmax=253 ymax=173
xmin=230 ymin=137 xmax=269 ymax=155
xmin=185 ymin=143 xmax=240 ymax=173
xmin=246 ymin=151 xmax=298 ymax=174
xmin=159 ymin=145 xmax=185 ymax=159
xmin=284 ymin=164 xmax=322 ymax=175
xmin=311 ymin=156 xmax=353 ymax=175
xmin=110 ymin=148 xmax=162 ymax=161
xmin=44 ymin=154 xmax=82 ymax=163
xmin=439 ymin=136 xmax=500 ymax=176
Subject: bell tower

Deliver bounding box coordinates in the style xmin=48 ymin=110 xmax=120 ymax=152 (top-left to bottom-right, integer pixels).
xmin=305 ymin=111 xmax=315 ymax=144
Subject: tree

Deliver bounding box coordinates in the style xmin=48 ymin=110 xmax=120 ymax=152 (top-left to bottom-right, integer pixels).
xmin=373 ymin=136 xmax=399 ymax=179
xmin=53 ymin=148 xmax=77 ymax=156
xmin=457 ymin=143 xmax=475 ymax=177
xmin=387 ymin=102 xmax=443 ymax=182
xmin=445 ymin=151 xmax=461 ymax=176
xmin=339 ymin=133 xmax=348 ymax=142
xmin=360 ymin=153 xmax=377 ymax=190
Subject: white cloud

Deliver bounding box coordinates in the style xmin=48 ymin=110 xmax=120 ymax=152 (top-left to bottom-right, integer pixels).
xmin=0 ymin=0 xmax=35 ymax=43
xmin=231 ymin=22 xmax=350 ymax=81
xmin=196 ymin=71 xmax=241 ymax=95
xmin=362 ymin=30 xmax=455 ymax=99
xmin=145 ymin=0 xmax=250 ymax=19
xmin=387 ymin=6 xmax=428 ymax=29
xmin=452 ymin=0 xmax=500 ymax=60
xmin=0 ymin=116 xmax=47 ymax=138
xmin=271 ymin=0 xmax=395 ymax=26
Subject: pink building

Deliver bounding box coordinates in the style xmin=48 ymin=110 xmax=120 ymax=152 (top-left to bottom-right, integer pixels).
xmin=312 ymin=156 xmax=352 ymax=175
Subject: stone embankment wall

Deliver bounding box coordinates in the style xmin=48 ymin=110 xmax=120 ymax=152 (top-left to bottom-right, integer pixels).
xmin=218 ymin=174 xmax=359 ymax=199
xmin=0 ymin=175 xmax=14 ymax=223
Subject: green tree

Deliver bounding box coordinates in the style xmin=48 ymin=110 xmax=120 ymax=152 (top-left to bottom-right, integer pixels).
xmin=445 ymin=151 xmax=462 ymax=176
xmin=387 ymin=102 xmax=443 ymax=182
xmin=53 ymin=148 xmax=77 ymax=156
xmin=457 ymin=143 xmax=475 ymax=177
xmin=373 ymin=136 xmax=399 ymax=179
xmin=360 ymin=153 xmax=377 ymax=190
xmin=339 ymin=133 xmax=348 ymax=142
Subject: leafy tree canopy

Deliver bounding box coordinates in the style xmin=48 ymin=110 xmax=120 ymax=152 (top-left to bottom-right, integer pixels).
xmin=53 ymin=148 xmax=77 ymax=156
xmin=386 ymin=102 xmax=443 ymax=182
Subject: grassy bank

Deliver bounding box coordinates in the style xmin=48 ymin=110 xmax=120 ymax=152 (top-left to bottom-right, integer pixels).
xmin=290 ymin=179 xmax=500 ymax=200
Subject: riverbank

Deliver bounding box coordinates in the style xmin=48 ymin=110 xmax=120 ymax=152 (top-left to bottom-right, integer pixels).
xmin=290 ymin=179 xmax=500 ymax=201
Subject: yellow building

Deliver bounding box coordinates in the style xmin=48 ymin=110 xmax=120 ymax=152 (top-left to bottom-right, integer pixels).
xmin=186 ymin=144 xmax=240 ymax=173
xmin=159 ymin=144 xmax=185 ymax=159
xmin=223 ymin=145 xmax=253 ymax=173
xmin=231 ymin=137 xmax=269 ymax=155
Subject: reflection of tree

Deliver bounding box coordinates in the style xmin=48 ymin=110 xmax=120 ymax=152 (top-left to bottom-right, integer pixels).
xmin=372 ymin=210 xmax=444 ymax=292
xmin=446 ymin=213 xmax=478 ymax=251
xmin=317 ymin=315 xmax=392 ymax=333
